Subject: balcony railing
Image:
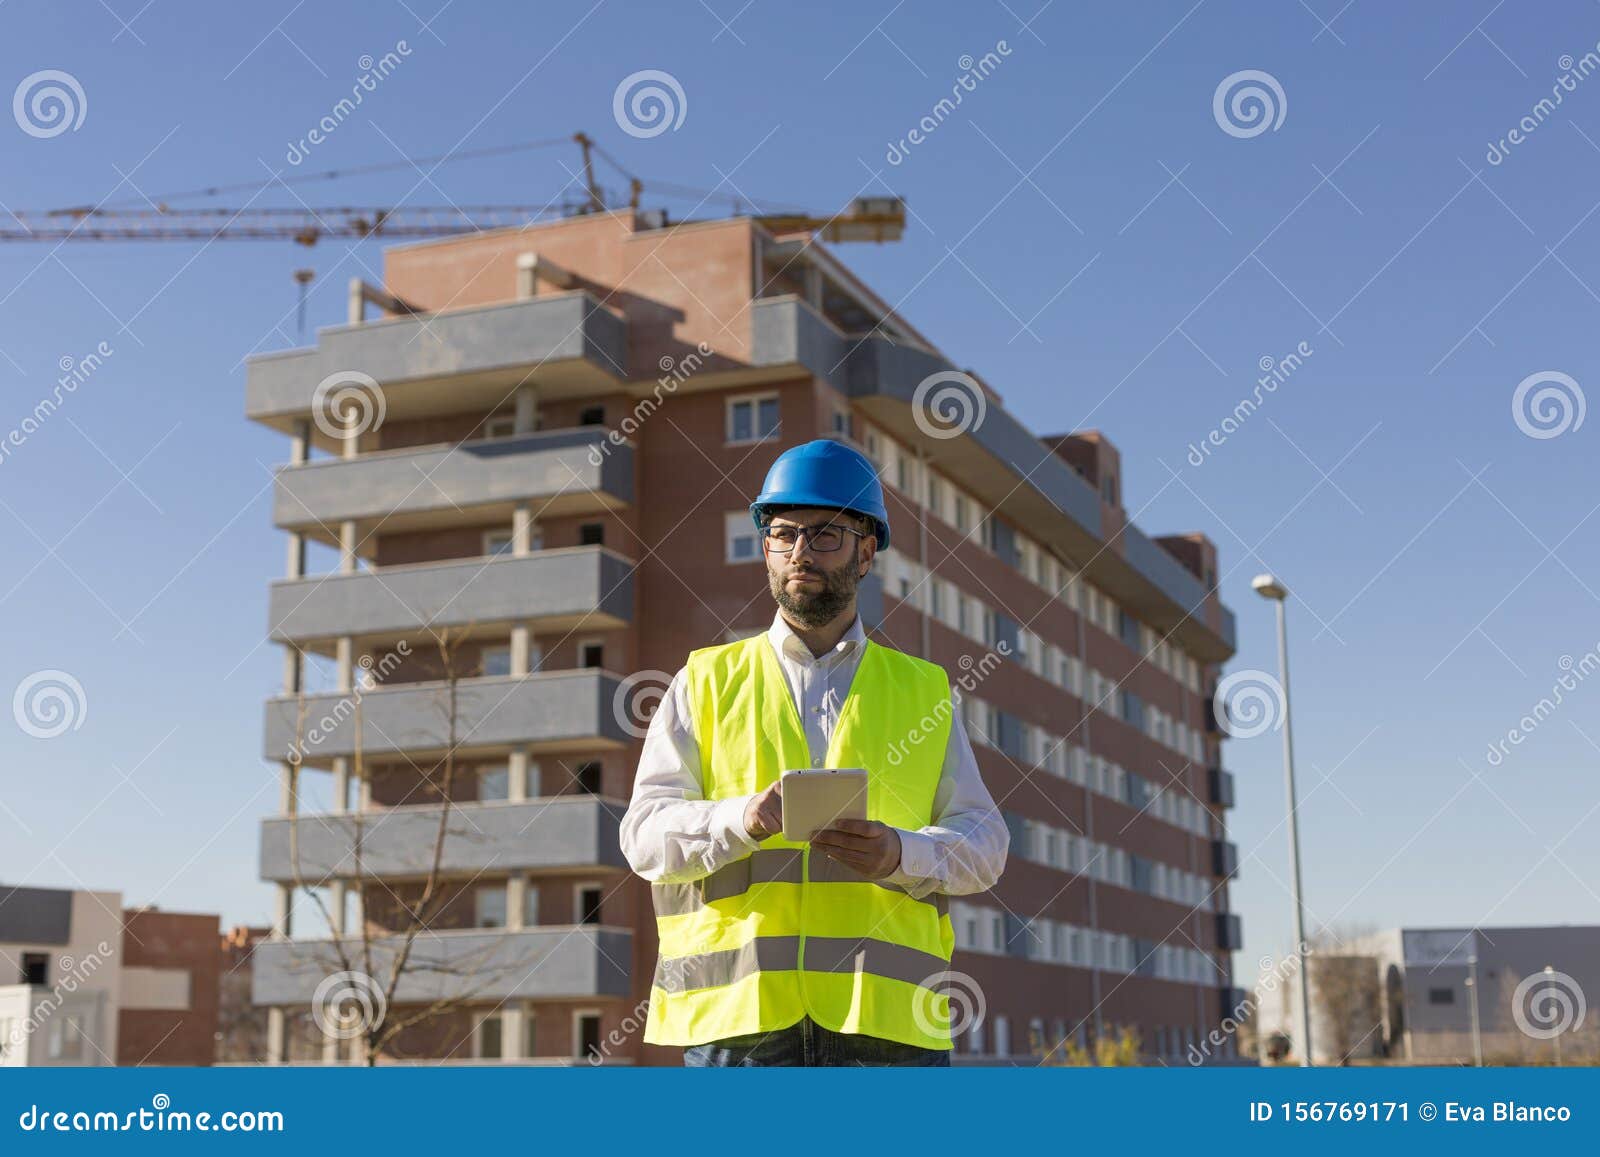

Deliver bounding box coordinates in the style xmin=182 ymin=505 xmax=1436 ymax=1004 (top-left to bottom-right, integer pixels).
xmin=272 ymin=426 xmax=632 ymax=535
xmin=246 ymin=290 xmax=626 ymax=424
xmin=268 ymin=546 xmax=634 ymax=645
xmin=250 ymin=926 xmax=632 ymax=1005
xmin=262 ymin=669 xmax=628 ymax=765
xmin=258 ymin=796 xmax=627 ymax=883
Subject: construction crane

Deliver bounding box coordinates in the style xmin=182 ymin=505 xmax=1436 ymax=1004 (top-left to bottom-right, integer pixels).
xmin=0 ymin=132 xmax=906 ymax=246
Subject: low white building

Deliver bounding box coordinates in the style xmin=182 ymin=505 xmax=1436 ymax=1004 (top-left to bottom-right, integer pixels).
xmin=0 ymin=886 xmax=123 ymax=1066
xmin=1258 ymin=925 xmax=1600 ymax=1065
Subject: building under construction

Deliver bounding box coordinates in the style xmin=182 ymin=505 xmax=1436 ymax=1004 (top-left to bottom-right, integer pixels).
xmin=244 ymin=204 xmax=1243 ymax=1064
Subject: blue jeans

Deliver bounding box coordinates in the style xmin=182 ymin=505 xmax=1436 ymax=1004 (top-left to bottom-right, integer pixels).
xmin=683 ymin=1017 xmax=951 ymax=1067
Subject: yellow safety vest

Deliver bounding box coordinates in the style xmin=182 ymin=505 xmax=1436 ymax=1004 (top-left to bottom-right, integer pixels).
xmin=644 ymin=633 xmax=957 ymax=1050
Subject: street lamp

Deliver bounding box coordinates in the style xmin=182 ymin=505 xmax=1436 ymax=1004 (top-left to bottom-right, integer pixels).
xmin=1466 ymin=953 xmax=1483 ymax=1067
xmin=1545 ymin=965 xmax=1564 ymax=1067
xmin=1252 ymin=572 xmax=1314 ymax=1067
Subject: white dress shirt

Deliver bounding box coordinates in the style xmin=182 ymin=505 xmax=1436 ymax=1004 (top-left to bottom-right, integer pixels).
xmin=619 ymin=610 xmax=1009 ymax=900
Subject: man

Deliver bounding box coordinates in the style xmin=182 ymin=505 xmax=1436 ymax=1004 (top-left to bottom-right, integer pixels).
xmin=620 ymin=437 xmax=1009 ymax=1066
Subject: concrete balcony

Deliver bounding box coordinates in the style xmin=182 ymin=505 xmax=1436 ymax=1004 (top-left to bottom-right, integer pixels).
xmin=250 ymin=926 xmax=633 ymax=1006
xmin=258 ymin=796 xmax=628 ymax=883
xmin=262 ymin=669 xmax=628 ymax=766
xmin=273 ymin=426 xmax=632 ymax=539
xmin=245 ymin=291 xmax=626 ymax=431
xmin=268 ymin=546 xmax=634 ymax=647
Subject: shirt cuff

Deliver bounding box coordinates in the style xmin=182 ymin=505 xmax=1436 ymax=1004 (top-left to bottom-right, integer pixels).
xmin=713 ymin=794 xmax=763 ymax=856
xmin=885 ymin=828 xmax=937 ymax=888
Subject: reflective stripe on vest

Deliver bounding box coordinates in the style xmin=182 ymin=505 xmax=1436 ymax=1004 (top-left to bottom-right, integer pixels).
xmin=654 ymin=935 xmax=952 ymax=993
xmin=643 ymin=634 xmax=956 ymax=1051
xmin=651 ymin=848 xmax=949 ymax=918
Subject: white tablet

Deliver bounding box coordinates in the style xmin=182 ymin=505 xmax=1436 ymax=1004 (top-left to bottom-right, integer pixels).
xmin=780 ymin=767 xmax=868 ymax=842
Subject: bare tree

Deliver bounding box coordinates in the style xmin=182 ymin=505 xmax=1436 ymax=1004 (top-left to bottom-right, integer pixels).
xmin=284 ymin=625 xmax=543 ymax=1064
xmin=1307 ymin=929 xmax=1383 ymax=1065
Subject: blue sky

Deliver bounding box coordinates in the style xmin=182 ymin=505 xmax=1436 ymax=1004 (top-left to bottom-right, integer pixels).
xmin=2 ymin=1 xmax=1597 ymax=971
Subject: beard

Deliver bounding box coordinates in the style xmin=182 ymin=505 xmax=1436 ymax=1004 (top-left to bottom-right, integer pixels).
xmin=770 ymin=542 xmax=861 ymax=628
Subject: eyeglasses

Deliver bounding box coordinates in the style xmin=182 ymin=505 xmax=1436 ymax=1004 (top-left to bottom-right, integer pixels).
xmin=760 ymin=521 xmax=867 ymax=554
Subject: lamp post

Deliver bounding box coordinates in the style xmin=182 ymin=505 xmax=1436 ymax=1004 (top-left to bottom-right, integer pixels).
xmin=1251 ymin=573 xmax=1313 ymax=1067
xmin=1545 ymin=965 xmax=1564 ymax=1067
xmin=1466 ymin=952 xmax=1483 ymax=1067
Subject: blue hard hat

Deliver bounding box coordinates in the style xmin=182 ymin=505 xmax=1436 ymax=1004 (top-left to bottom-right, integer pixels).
xmin=750 ymin=438 xmax=891 ymax=551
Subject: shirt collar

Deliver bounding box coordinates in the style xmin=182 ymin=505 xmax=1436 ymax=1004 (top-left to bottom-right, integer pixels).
xmin=768 ymin=609 xmax=866 ymax=665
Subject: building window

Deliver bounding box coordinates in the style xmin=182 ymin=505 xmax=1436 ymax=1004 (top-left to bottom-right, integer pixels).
xmin=22 ymin=953 xmax=48 ymax=985
xmin=523 ymin=1009 xmax=538 ymax=1058
xmin=1122 ymin=691 xmax=1144 ymax=730
xmin=476 ymin=885 xmax=508 ymax=929
xmin=574 ymin=1011 xmax=602 ymax=1061
xmin=578 ymin=640 xmax=604 ymax=669
xmin=574 ymin=761 xmax=602 ymax=795
xmin=523 ymin=883 xmax=540 ymax=927
xmin=478 ymin=764 xmax=510 ymax=802
xmin=484 ymin=529 xmax=515 ymax=557
xmin=576 ymin=885 xmax=603 ymax=925
xmin=832 ymin=409 xmax=850 ymax=438
xmin=476 ymin=1013 xmax=505 ymax=1059
xmin=1101 ymin=472 xmax=1118 ymax=506
xmin=725 ymin=511 xmax=760 ymax=563
xmin=993 ymin=1015 xmax=1010 ymax=1058
xmin=1428 ymin=987 xmax=1455 ymax=1005
xmin=726 ymin=393 xmax=781 ymax=444
xmin=481 ymin=645 xmax=512 ymax=678
xmin=579 ymin=405 xmax=606 ymax=426
xmin=484 ymin=414 xmax=516 ymax=439
xmin=47 ymin=1014 xmax=87 ymax=1061
xmin=1117 ymin=610 xmax=1141 ymax=651
xmin=578 ymin=522 xmax=604 ymax=547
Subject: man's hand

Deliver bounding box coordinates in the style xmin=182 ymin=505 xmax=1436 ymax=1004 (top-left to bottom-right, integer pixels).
xmin=811 ymin=818 xmax=902 ymax=880
xmin=742 ymin=780 xmax=784 ymax=841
